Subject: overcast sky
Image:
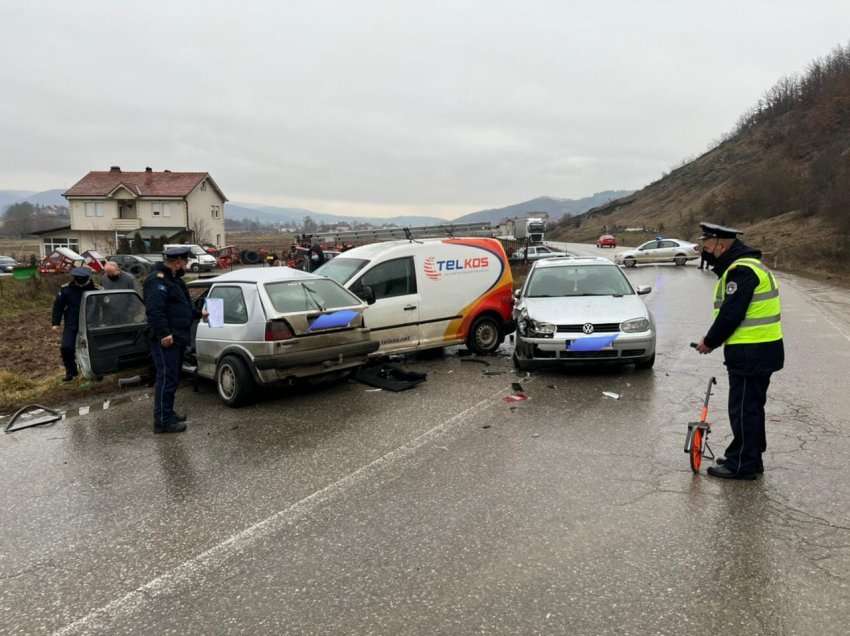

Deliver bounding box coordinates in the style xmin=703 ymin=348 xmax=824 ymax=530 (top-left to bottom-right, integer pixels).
xmin=1 ymin=1 xmax=848 ymax=218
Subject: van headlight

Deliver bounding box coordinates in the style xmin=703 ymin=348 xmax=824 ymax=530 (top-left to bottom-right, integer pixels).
xmin=620 ymin=317 xmax=650 ymax=333
xmin=529 ymin=320 xmax=556 ymax=338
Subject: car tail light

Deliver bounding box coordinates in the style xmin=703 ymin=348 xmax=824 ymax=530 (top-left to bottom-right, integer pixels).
xmin=265 ymin=319 xmax=294 ymax=341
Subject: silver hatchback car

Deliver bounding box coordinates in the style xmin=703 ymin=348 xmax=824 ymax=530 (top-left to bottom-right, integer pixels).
xmin=75 ymin=267 xmax=379 ymax=406
xmin=513 ymin=256 xmax=656 ymax=370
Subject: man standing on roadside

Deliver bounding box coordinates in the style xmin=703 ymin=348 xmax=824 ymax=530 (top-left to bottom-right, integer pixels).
xmin=695 ymin=223 xmax=784 ymax=480
xmin=143 ymin=247 xmax=203 ymax=434
xmin=51 ymin=266 xmax=97 ymax=382
xmin=101 ymin=261 xmax=136 ymax=290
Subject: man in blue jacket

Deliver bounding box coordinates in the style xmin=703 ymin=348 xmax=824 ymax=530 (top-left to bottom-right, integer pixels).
xmin=51 ymin=267 xmax=97 ymax=381
xmin=143 ymin=246 xmax=203 ymax=434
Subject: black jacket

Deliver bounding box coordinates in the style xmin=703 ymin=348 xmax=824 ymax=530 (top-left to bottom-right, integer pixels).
xmin=51 ymin=280 xmax=97 ymax=331
xmin=143 ymin=263 xmax=199 ymax=344
xmin=704 ymin=240 xmax=784 ymax=375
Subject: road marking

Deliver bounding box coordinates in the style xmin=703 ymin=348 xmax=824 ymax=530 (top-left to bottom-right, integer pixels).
xmin=52 ymin=386 xmax=509 ymax=635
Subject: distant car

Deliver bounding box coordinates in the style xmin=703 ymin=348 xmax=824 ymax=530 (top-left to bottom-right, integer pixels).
xmin=596 ymin=234 xmax=617 ymax=248
xmin=108 ymin=254 xmax=155 ymax=277
xmin=74 ymin=267 xmax=379 ymax=407
xmin=0 ymin=255 xmax=17 ymax=273
xmin=510 ymin=245 xmax=569 ymax=262
xmin=615 ymin=238 xmax=700 ymax=267
xmin=163 ymin=243 xmax=218 ymax=272
xmin=513 ymin=256 xmax=655 ymax=370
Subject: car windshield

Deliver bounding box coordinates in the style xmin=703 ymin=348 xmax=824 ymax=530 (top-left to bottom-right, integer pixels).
xmin=525 ymin=265 xmax=633 ymax=297
xmin=265 ymin=279 xmax=362 ymax=313
xmin=0 ymin=257 xmax=14 ymax=263
xmin=314 ymin=258 xmax=369 ymax=284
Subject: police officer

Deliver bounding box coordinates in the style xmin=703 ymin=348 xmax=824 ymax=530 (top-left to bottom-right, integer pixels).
xmin=51 ymin=267 xmax=98 ymax=381
xmin=695 ymin=223 xmax=784 ymax=479
xmin=143 ymin=246 xmax=202 ymax=434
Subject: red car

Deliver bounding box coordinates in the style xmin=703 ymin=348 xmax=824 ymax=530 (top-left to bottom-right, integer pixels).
xmin=597 ymin=234 xmax=617 ymax=248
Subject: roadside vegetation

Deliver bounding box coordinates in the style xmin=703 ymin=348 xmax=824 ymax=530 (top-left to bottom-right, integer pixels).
xmin=553 ymin=41 xmax=850 ymax=278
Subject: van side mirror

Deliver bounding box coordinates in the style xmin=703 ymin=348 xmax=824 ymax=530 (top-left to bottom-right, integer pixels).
xmin=513 ymin=289 xmax=521 ymax=299
xmin=636 ymin=285 xmax=652 ymax=295
xmin=359 ymin=285 xmax=376 ymax=305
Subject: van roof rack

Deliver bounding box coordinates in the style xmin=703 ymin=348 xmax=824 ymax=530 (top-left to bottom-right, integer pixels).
xmin=313 ymin=222 xmax=497 ymax=244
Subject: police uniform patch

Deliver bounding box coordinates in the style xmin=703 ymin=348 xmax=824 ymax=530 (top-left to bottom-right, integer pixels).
xmin=156 ymin=272 xmax=165 ymax=278
xmin=726 ymin=281 xmax=738 ymax=295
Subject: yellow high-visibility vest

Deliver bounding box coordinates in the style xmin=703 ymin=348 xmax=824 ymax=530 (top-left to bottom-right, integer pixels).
xmin=713 ymin=257 xmax=782 ymax=345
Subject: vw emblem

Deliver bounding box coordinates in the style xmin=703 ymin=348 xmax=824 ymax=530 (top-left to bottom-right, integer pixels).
xmin=582 ymin=323 xmax=595 ymax=335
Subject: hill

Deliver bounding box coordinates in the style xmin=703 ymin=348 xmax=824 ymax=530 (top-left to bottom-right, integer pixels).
xmin=453 ymin=192 xmax=633 ymax=225
xmin=0 ymin=189 xmax=66 ymax=212
xmin=553 ymin=42 xmax=850 ymax=276
xmin=225 ymin=202 xmax=445 ymax=227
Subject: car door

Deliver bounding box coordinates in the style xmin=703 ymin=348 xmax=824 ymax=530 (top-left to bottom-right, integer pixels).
xmin=351 ymin=257 xmax=420 ymax=353
xmin=637 ymin=240 xmax=661 ymax=263
xmin=76 ymin=290 xmax=151 ymax=379
xmin=657 ymin=240 xmax=678 ymax=261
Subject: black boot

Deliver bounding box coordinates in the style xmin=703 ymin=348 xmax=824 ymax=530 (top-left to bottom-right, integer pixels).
xmin=154 ymin=419 xmax=187 ymax=434
xmin=716 ymin=457 xmax=764 ymax=473
xmin=707 ymin=465 xmax=758 ymax=480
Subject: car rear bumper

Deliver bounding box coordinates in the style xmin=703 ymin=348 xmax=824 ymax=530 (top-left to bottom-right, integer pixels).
xmin=253 ymin=339 xmax=380 ymax=380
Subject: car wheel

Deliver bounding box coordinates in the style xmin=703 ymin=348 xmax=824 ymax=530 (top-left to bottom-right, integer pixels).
xmin=624 ymin=257 xmax=636 ymax=268
xmin=190 ymin=263 xmax=200 ymax=273
xmin=128 ymin=263 xmax=145 ymax=277
xmin=635 ymin=352 xmax=655 ymax=370
xmin=674 ymin=255 xmax=687 ymax=266
xmin=468 ymin=315 xmax=502 ymax=355
xmin=216 ymin=355 xmax=256 ymax=407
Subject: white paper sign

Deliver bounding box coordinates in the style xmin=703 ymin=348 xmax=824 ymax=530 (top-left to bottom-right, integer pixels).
xmin=205 ymin=297 xmax=224 ymax=328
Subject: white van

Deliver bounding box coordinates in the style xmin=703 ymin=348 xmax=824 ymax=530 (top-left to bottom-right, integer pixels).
xmin=163 ymin=244 xmax=217 ymax=272
xmin=315 ymin=238 xmax=515 ymax=355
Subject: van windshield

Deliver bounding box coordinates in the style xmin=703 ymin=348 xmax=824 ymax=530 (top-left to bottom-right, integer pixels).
xmin=190 ymin=246 xmax=208 ymax=256
xmin=314 ymin=258 xmax=368 ymax=285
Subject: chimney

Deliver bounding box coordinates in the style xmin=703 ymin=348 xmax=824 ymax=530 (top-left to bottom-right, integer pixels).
xmin=109 ymin=165 xmax=121 ymax=172
xmin=145 ymin=166 xmax=152 ymax=172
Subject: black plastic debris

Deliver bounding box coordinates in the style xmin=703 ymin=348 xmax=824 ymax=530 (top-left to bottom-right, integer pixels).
xmin=354 ymin=363 xmax=427 ymax=392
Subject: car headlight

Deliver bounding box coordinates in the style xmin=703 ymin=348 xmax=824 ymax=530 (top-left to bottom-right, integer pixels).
xmin=620 ymin=317 xmax=650 ymax=333
xmin=529 ymin=320 xmax=556 ymax=338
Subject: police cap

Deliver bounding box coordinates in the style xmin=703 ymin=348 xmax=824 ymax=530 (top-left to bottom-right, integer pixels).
xmin=699 ymin=222 xmax=742 ymax=240
xmin=70 ymin=266 xmax=93 ymax=278
xmin=163 ymin=245 xmax=192 ymax=259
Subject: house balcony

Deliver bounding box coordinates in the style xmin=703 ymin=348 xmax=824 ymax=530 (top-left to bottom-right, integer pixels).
xmin=112 ymin=218 xmax=142 ymax=231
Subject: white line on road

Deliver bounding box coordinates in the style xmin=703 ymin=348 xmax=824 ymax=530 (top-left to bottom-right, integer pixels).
xmin=52 ymin=386 xmax=509 ymax=635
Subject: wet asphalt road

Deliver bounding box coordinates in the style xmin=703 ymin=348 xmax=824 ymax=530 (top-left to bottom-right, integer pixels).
xmin=3 ymin=243 xmax=850 ymax=635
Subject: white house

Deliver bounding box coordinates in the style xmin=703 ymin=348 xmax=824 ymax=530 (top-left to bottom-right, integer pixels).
xmin=34 ymin=166 xmax=227 ymax=255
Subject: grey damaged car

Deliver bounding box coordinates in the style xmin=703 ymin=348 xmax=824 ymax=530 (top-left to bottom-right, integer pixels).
xmin=512 ymin=256 xmax=656 ymax=370
xmin=75 ymin=267 xmax=379 ymax=406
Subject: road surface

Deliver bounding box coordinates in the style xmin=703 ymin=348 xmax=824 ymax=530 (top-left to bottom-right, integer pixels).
xmin=3 ymin=244 xmax=850 ymax=635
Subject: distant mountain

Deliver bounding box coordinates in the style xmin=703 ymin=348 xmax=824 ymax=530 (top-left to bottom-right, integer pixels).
xmin=226 ymin=201 xmax=444 ymax=227
xmin=453 ymin=192 xmax=634 ymax=225
xmin=0 ymin=189 xmax=67 ymax=212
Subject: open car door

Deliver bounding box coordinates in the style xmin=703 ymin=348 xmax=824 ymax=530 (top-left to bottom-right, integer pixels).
xmin=77 ymin=290 xmax=151 ymax=379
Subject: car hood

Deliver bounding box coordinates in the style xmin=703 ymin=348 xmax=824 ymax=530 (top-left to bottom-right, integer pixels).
xmin=519 ymin=295 xmax=649 ymax=324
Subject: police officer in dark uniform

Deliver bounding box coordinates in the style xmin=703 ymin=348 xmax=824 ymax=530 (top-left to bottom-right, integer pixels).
xmin=143 ymin=246 xmax=202 ymax=434
xmin=695 ymin=223 xmax=784 ymax=479
xmin=51 ymin=266 xmax=98 ymax=381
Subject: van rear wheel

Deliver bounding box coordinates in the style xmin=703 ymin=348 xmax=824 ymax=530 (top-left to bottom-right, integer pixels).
xmin=216 ymin=355 xmax=256 ymax=407
xmin=468 ymin=315 xmax=502 ymax=355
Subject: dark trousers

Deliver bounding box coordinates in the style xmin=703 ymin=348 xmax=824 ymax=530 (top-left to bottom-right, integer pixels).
xmin=724 ymin=372 xmax=771 ymax=474
xmin=60 ymin=329 xmax=78 ymax=377
xmin=151 ymin=342 xmax=183 ymax=427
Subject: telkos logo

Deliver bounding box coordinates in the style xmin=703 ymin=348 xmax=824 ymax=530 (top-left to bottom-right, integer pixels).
xmin=423 ymin=255 xmax=490 ymax=281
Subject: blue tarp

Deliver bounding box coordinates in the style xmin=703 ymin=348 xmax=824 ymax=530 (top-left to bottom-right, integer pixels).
xmin=568 ymin=334 xmax=618 ymax=351
xmin=307 ymin=310 xmax=359 ymax=331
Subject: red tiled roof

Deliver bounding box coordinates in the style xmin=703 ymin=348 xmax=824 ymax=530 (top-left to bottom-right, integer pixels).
xmin=63 ymin=170 xmax=226 ymax=200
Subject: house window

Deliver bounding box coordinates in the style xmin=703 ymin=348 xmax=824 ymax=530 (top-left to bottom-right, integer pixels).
xmin=152 ymin=202 xmax=172 ymax=217
xmin=83 ymin=202 xmax=104 ymax=217
xmin=201 ymin=181 xmax=207 ymax=191
xmin=211 ymin=205 xmax=221 ymax=219
xmin=43 ymin=237 xmax=80 ymax=253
